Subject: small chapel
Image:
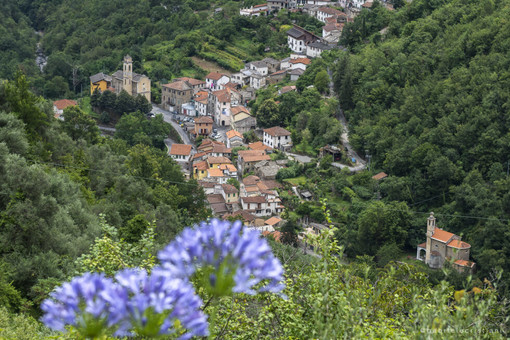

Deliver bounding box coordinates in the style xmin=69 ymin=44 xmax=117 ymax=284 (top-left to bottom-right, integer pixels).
xmin=416 ymin=212 xmax=475 ymax=274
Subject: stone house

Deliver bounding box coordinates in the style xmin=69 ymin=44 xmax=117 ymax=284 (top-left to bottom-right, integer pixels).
xmin=231 ymin=106 xmax=257 ymax=134
xmin=238 ymin=150 xmax=271 ymax=175
xmin=262 ymin=58 xmax=280 ymax=74
xmin=267 ymin=69 xmax=288 ymax=85
xmin=287 ymin=25 xmax=321 ymax=54
xmin=206 ymin=72 xmax=230 ymax=91
xmin=210 ymin=88 xmax=241 ymax=127
xmin=226 ymin=130 xmax=244 ymax=148
xmin=173 ymin=77 xmax=206 ymax=93
xmin=162 ymin=80 xmax=193 ymax=112
xmin=53 ymin=99 xmax=77 ymax=120
xmin=289 ymin=68 xmax=305 ymax=81
xmin=416 ymin=213 xmax=475 ymax=274
xmin=110 ymin=55 xmax=151 ymax=102
xmin=306 ymin=41 xmax=333 ymax=58
xmin=194 ymin=116 xmax=213 ymax=136
xmin=263 ymin=126 xmax=292 ymax=151
xmin=289 ymin=58 xmax=311 ymax=70
xmin=316 ymin=6 xmax=345 ymax=22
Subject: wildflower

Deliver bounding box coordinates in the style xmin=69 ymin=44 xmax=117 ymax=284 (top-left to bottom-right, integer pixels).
xmin=41 ymin=272 xmax=120 ymax=337
xmin=112 ymin=267 xmax=209 ymax=339
xmin=158 ymin=219 xmax=285 ymax=296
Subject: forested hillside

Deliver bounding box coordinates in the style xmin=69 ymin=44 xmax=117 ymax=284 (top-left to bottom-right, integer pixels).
xmin=332 ymin=0 xmax=510 ymax=290
xmin=4 ymin=0 xmax=322 ymax=100
xmin=0 ymin=74 xmax=207 ymax=312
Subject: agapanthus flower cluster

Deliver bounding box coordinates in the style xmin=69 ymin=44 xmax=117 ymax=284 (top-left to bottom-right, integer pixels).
xmin=112 ymin=267 xmax=208 ymax=339
xmin=41 ymin=272 xmax=120 ymax=337
xmin=158 ymin=219 xmax=285 ymax=296
xmin=41 ymin=270 xmax=208 ymax=339
xmin=41 ymin=219 xmax=285 ymax=338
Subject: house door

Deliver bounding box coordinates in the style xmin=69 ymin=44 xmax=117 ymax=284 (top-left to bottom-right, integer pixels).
xmin=222 ymin=121 xmax=225 ymax=126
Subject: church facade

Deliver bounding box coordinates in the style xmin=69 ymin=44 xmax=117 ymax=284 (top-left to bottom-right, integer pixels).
xmin=416 ymin=213 xmax=475 ymax=274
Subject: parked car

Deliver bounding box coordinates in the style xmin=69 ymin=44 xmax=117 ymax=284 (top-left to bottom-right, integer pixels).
xmin=213 ymin=128 xmax=218 ymax=134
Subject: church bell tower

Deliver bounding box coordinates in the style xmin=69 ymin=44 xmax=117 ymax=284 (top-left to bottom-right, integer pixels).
xmin=123 ymin=55 xmax=133 ymax=95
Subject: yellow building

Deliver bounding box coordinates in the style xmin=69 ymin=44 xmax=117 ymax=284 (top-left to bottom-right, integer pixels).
xmin=193 ymin=161 xmax=209 ymax=180
xmin=89 ymin=72 xmax=112 ymax=95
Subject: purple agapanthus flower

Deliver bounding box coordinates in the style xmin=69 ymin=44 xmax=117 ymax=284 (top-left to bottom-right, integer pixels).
xmin=158 ymin=219 xmax=285 ymax=296
xmin=41 ymin=272 xmax=121 ymax=337
xmin=111 ymin=267 xmax=209 ymax=339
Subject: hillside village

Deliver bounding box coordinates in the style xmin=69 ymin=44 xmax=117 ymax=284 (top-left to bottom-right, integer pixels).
xmin=70 ymin=0 xmax=476 ymax=269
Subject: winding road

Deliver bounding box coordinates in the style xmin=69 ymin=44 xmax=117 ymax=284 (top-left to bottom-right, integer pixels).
xmin=151 ymin=105 xmax=192 ymax=145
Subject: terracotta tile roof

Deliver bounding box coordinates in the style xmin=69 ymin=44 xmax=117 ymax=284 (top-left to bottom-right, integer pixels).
xmin=226 ymin=130 xmax=243 ymax=139
xmin=265 ymin=216 xmax=282 ymax=226
xmin=207 ymin=156 xmax=232 ymax=165
xmin=269 ymin=69 xmax=287 ymax=77
xmin=431 ymin=228 xmax=456 ymax=243
xmin=192 ymin=152 xmax=207 ymax=160
xmin=194 ymin=116 xmax=213 ymax=124
xmin=262 ymin=230 xmax=282 ymax=242
xmin=231 ymin=106 xmax=250 ymax=116
xmin=221 ymin=184 xmax=238 ymax=194
xmin=280 ymin=85 xmax=296 ymax=94
xmin=169 ymin=144 xmax=192 ymax=156
xmin=372 ymin=172 xmax=388 ymax=180
xmin=290 ymin=58 xmax=311 ymax=65
xmin=211 ymin=144 xmax=232 ymax=154
xmin=323 ymin=23 xmax=344 ymax=32
xmin=207 ymin=194 xmax=226 ymax=204
xmin=244 ymin=154 xmax=271 ymax=163
xmin=362 ymin=1 xmax=373 ymax=8
xmin=454 ymin=259 xmax=475 ymax=268
xmin=198 ymin=181 xmax=215 ymax=188
xmin=174 ymin=77 xmax=205 ymax=86
xmin=254 ymin=4 xmax=266 ymax=8
xmin=206 ymin=72 xmax=228 ymax=81
xmin=417 ymin=242 xmax=426 ymax=248
xmin=163 ymin=81 xmax=192 ymax=91
xmin=241 ymin=196 xmax=266 ymax=204
xmin=248 ymin=141 xmax=272 ymax=151
xmin=239 ymin=150 xmax=266 ymax=158
xmin=243 ymin=175 xmax=261 ymax=186
xmin=53 ymin=99 xmax=78 ymax=110
xmin=219 ymin=164 xmax=237 ymax=172
xmin=195 ymin=94 xmax=208 ymax=103
xmin=263 ymin=126 xmax=291 ymax=137
xmin=245 ymin=186 xmax=260 ymax=193
xmin=257 ymin=181 xmax=270 ymax=191
xmin=224 ymin=82 xmax=239 ymax=91
xmin=325 ymin=16 xmax=337 ymax=24
xmin=193 ymin=160 xmax=209 ymax=171
xmin=211 ymin=203 xmax=228 ymax=214
xmin=212 ymin=89 xmax=231 ymax=103
xmin=222 ymin=210 xmax=256 ymax=222
xmin=448 ymin=239 xmax=471 ymax=249
xmin=208 ymin=168 xmax=225 ymax=177
xmin=261 ymin=180 xmax=282 ymax=190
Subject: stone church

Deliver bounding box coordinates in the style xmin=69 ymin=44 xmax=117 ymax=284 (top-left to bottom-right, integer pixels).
xmin=416 ymin=213 xmax=475 ymax=274
xmin=90 ymin=55 xmax=151 ymax=102
xmin=111 ymin=55 xmax=151 ymax=102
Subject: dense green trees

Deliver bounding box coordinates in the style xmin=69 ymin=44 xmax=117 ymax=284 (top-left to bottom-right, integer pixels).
xmin=331 ymin=0 xmax=510 ymax=290
xmin=0 ymin=74 xmax=208 ymax=314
